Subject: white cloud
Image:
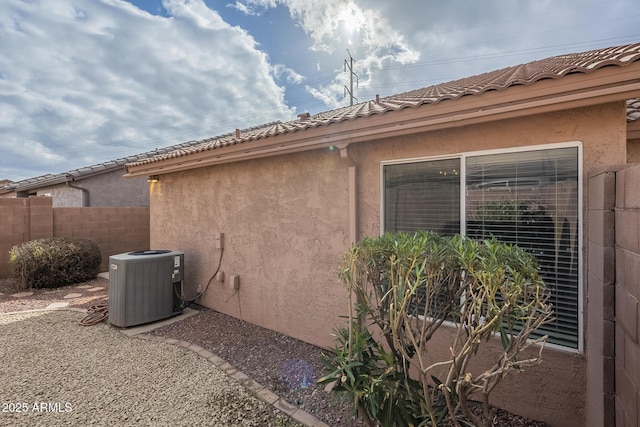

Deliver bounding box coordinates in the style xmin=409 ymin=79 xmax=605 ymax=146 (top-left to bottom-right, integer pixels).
xmin=238 ymin=0 xmax=420 ymax=107
xmin=1 ymin=0 xmax=637 ymax=181
xmin=250 ymin=0 xmax=419 ymax=60
xmin=0 ymin=0 xmax=295 ymax=180
xmin=306 ymin=82 xmax=344 ymax=110
xmin=226 ymin=1 xmax=260 ymax=16
xmin=272 ymin=64 xmax=304 ymax=84
xmin=237 ymin=0 xmax=638 ymax=109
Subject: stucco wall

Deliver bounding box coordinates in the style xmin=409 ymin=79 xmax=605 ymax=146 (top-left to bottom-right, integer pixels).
xmin=149 ymin=149 xmax=352 ymax=348
xmin=149 ymin=101 xmax=627 ymax=427
xmin=16 ymin=169 xmax=149 ymax=207
xmin=81 ymin=168 xmax=149 ymax=207
xmin=348 ymin=102 xmax=626 ymax=426
xmin=47 ymin=184 xmax=82 ymax=207
xmin=353 ymin=102 xmax=627 ymax=237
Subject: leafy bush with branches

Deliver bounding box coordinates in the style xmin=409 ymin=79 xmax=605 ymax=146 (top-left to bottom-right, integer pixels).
xmin=9 ymin=237 xmax=101 ymax=289
xmin=320 ymin=232 xmax=553 ymax=427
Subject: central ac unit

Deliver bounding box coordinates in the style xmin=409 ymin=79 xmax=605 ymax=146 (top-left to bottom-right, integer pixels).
xmin=108 ymin=250 xmax=184 ymax=327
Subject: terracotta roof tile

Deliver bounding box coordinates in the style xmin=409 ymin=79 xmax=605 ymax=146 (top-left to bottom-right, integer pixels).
xmin=386 ymin=43 xmax=640 ymax=105
xmin=127 ymin=42 xmax=640 ymax=170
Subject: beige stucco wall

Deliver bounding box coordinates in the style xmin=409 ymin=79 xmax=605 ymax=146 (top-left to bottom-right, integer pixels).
xmin=149 ymin=101 xmax=627 ymax=427
xmin=5 ymin=169 xmax=149 ymax=207
xmin=348 ymin=101 xmax=626 ymax=426
xmin=149 ymin=149 xmax=352 ymax=348
xmin=353 ymin=102 xmax=627 ymax=237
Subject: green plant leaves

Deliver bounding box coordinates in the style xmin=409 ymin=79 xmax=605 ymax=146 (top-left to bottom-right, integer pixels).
xmin=325 ymin=231 xmax=553 ymax=426
xmin=320 ymin=324 xmax=425 ymax=426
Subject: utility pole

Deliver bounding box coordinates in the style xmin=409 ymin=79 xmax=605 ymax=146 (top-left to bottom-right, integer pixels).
xmin=344 ymin=50 xmax=358 ymax=106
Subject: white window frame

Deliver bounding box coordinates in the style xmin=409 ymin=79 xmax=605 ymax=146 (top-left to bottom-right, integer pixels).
xmin=380 ymin=141 xmax=583 ymax=353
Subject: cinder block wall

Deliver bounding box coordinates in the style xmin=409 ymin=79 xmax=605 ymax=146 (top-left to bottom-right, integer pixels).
xmin=53 ymin=207 xmax=150 ymax=271
xmin=586 ymin=169 xmax=618 ymax=426
xmin=0 ymin=197 xmax=149 ymax=277
xmin=0 ymin=197 xmax=54 ymax=278
xmin=613 ymin=165 xmax=640 ymax=427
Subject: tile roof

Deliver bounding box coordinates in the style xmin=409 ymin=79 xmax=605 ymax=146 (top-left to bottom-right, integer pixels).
xmin=127 ymin=42 xmax=640 ymax=170
xmin=1 ymin=120 xmax=284 ymax=193
xmin=1 ymin=140 xmax=208 ymax=193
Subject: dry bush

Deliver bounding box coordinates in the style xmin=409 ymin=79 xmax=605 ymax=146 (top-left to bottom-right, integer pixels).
xmin=9 ymin=237 xmax=101 ymax=289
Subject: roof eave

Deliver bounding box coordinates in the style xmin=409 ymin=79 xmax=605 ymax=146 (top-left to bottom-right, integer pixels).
xmin=9 ymin=165 xmax=127 ymax=193
xmin=125 ymin=62 xmax=640 ymax=178
xmin=9 ymin=176 xmax=69 ymax=193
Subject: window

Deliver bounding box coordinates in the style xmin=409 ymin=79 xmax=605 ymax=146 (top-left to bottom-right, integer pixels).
xmin=382 ymin=144 xmax=581 ymax=349
xmin=384 ymin=158 xmax=460 ymax=234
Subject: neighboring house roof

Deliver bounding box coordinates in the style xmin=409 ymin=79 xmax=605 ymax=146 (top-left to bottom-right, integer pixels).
xmin=628 ymin=98 xmax=640 ymax=121
xmin=125 ymin=42 xmax=640 ymax=176
xmin=1 ymin=147 xmax=186 ymax=194
xmin=1 ymin=123 xmax=279 ymax=194
xmin=628 ymin=98 xmax=640 ymax=140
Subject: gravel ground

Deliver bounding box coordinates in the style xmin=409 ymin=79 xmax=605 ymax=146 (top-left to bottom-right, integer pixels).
xmin=0 ymin=277 xmax=360 ymax=427
xmin=0 ymin=277 xmax=548 ymax=426
xmin=0 ymin=310 xmax=299 ymax=427
xmin=149 ymin=306 xmax=361 ymax=427
xmin=0 ymin=277 xmax=109 ymax=314
xmin=148 ymin=306 xmax=548 ymax=427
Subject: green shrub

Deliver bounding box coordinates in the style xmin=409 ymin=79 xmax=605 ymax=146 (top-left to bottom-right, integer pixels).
xmin=321 ymin=326 xmax=427 ymax=427
xmin=321 ymin=231 xmax=553 ymax=427
xmin=9 ymin=237 xmax=101 ymax=289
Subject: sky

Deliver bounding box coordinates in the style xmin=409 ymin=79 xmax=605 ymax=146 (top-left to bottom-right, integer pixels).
xmin=0 ymin=0 xmax=638 ymax=182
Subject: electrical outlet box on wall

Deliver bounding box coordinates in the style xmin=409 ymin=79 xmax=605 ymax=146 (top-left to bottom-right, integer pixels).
xmin=229 ymin=274 xmax=239 ymax=290
xmin=214 ymin=233 xmax=224 ymax=249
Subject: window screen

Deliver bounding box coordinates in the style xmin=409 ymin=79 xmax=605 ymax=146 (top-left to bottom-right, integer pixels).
xmin=382 ymin=146 xmax=580 ymax=349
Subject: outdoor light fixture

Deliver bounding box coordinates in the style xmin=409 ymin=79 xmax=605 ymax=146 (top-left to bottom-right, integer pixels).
xmin=147 ymin=175 xmax=159 ymax=183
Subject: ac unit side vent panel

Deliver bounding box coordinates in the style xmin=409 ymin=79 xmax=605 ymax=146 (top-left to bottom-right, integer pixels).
xmin=108 ymin=250 xmax=184 ymax=328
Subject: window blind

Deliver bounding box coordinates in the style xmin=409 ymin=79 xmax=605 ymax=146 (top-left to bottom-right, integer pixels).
xmin=382 ymin=146 xmax=580 ymax=349
xmin=465 ymin=147 xmax=579 ymax=348
xmin=384 ymin=158 xmax=461 ymax=234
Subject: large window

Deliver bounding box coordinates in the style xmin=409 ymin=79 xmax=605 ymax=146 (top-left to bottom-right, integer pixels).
xmin=382 ymin=144 xmax=581 ymax=349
